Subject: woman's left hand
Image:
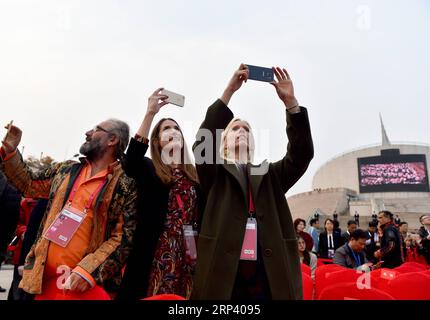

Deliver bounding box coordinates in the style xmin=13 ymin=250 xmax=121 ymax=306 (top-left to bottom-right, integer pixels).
xmin=271 ymin=67 xmax=299 ymax=110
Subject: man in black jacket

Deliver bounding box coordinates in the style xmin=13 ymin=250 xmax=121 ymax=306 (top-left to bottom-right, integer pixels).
xmin=418 ymin=214 xmax=430 ymax=264
xmin=0 ymin=171 xmax=21 ymax=292
xmin=365 ymin=221 xmax=379 ymax=264
xmin=375 ymin=210 xmax=404 ymax=268
xmin=340 ymin=220 xmax=358 ymax=245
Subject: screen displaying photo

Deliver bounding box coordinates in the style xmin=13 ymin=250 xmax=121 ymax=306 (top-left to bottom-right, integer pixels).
xmin=358 ymin=154 xmax=429 ymax=193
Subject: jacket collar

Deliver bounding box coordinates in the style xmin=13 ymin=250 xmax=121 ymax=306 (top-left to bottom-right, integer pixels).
xmin=380 ymin=221 xmax=394 ymax=231
xmin=79 ymin=157 xmax=121 ymax=175
xmin=222 ymin=161 xmax=268 ymax=207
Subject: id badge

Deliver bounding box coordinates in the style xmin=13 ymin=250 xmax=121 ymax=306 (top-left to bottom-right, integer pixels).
xmin=183 ymin=224 xmax=198 ymax=262
xmin=43 ymin=206 xmax=86 ymax=247
xmin=240 ymin=217 xmax=257 ymax=261
xmin=328 ymin=249 xmax=335 ymax=259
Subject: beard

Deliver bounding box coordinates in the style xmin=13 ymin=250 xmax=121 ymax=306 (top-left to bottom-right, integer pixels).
xmin=79 ymin=137 xmax=106 ymax=161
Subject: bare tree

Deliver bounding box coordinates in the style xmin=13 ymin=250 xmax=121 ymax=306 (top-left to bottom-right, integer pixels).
xmin=25 ymin=155 xmax=56 ymax=173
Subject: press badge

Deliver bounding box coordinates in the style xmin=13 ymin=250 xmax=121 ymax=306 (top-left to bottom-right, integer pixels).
xmin=43 ymin=206 xmax=86 ymax=247
xmin=240 ymin=217 xmax=257 ymax=261
xmin=328 ymin=249 xmax=335 ymax=259
xmin=183 ymin=224 xmax=198 ymax=262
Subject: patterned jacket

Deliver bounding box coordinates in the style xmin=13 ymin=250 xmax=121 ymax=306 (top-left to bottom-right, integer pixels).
xmin=1 ymin=152 xmax=137 ymax=296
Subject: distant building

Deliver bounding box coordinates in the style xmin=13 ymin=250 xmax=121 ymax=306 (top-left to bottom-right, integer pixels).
xmin=288 ymin=116 xmax=430 ymax=230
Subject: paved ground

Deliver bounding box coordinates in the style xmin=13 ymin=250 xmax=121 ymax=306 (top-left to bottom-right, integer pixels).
xmin=0 ymin=264 xmax=14 ymax=300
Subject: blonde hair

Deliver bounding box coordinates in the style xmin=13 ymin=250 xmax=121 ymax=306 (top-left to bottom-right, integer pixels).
xmin=150 ymin=118 xmax=198 ymax=185
xmin=219 ymin=118 xmax=255 ymax=163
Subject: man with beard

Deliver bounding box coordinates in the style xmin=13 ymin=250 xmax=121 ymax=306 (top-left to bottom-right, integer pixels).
xmin=0 ymin=119 xmax=137 ymax=299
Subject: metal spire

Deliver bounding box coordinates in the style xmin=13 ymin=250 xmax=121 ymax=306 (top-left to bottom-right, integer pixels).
xmin=379 ymin=113 xmax=391 ymax=146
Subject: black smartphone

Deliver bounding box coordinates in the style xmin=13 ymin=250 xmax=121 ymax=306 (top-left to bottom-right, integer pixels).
xmin=246 ymin=64 xmax=274 ymax=82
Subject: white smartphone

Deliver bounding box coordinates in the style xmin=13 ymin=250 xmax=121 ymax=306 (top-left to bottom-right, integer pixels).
xmin=160 ymin=89 xmax=185 ymax=107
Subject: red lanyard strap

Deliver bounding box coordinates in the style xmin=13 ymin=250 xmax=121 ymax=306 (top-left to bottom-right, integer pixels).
xmin=248 ymin=185 xmax=255 ymax=217
xmin=67 ymin=170 xmax=84 ymax=203
xmin=84 ymin=177 xmax=108 ymax=212
xmin=67 ymin=170 xmax=108 ymax=213
xmin=175 ymin=193 xmax=187 ymax=222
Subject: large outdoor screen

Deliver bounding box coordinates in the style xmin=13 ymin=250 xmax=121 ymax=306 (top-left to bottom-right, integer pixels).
xmin=358 ymin=154 xmax=429 ymax=193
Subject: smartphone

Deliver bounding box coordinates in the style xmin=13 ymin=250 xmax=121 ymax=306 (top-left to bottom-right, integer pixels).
xmin=246 ymin=64 xmax=274 ymax=82
xmin=9 ymin=235 xmax=19 ymax=246
xmin=160 ymin=89 xmax=185 ymax=107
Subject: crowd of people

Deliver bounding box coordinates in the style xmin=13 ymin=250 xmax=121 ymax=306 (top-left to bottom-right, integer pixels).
xmin=360 ymin=162 xmax=426 ymax=186
xmin=1 ymin=64 xmax=429 ymax=301
xmin=0 ymin=64 xmax=316 ymax=300
xmin=297 ymin=211 xmax=430 ymax=277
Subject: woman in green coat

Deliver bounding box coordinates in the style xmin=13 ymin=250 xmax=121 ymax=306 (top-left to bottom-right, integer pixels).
xmin=192 ymin=64 xmax=314 ymax=300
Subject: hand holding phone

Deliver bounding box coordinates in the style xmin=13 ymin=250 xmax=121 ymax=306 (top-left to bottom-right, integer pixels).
xmin=370 ymin=261 xmax=384 ymax=270
xmin=246 ymin=64 xmax=274 ymax=82
xmin=160 ymin=89 xmax=185 ymax=107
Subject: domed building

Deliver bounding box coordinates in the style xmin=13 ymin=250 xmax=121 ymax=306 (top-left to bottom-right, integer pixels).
xmin=288 ymin=116 xmax=430 ymax=230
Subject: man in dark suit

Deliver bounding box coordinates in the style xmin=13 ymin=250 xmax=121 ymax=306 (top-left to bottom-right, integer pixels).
xmin=334 ymin=229 xmax=376 ymax=270
xmin=365 ymin=221 xmax=379 ymax=264
xmin=341 ymin=220 xmax=358 ymax=245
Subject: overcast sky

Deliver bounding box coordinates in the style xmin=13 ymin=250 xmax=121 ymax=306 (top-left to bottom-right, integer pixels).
xmin=1 ymin=0 xmax=429 ymax=196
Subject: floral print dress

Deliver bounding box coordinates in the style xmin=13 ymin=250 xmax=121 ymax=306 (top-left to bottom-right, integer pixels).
xmin=147 ymin=168 xmax=198 ymax=299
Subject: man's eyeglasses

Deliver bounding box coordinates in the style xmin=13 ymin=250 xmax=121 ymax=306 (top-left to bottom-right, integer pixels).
xmin=92 ymin=125 xmax=110 ymax=134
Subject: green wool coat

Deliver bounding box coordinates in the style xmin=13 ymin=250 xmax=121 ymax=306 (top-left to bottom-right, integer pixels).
xmin=191 ymin=99 xmax=314 ymax=300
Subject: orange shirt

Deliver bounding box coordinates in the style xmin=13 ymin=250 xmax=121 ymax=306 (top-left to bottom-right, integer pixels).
xmin=44 ymin=163 xmax=109 ymax=280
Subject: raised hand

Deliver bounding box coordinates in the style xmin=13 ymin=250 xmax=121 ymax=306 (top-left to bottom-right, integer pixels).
xmin=136 ymin=88 xmax=169 ymax=141
xmin=221 ymin=64 xmax=249 ymax=105
xmin=270 ymin=67 xmax=299 ymax=110
xmin=146 ymin=88 xmax=169 ymax=116
xmin=226 ymin=64 xmax=249 ymax=93
xmin=2 ymin=123 xmax=22 ymax=154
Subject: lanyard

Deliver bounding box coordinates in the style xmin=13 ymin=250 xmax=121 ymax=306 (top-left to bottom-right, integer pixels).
xmin=175 ymin=193 xmax=187 ymax=222
xmin=248 ymin=185 xmax=255 ymax=218
xmin=67 ymin=169 xmax=108 ymax=213
xmin=351 ymin=248 xmax=361 ymax=266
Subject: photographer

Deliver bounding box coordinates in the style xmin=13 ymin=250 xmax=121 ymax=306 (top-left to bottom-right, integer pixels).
xmin=192 ymin=64 xmax=313 ymax=300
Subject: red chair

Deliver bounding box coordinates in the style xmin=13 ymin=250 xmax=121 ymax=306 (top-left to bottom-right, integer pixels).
xmin=318 ymin=282 xmax=394 ymax=300
xmin=386 ymin=272 xmax=430 ymax=300
xmin=370 ymin=268 xmax=399 ymax=290
xmin=143 ymin=294 xmax=186 ymax=300
xmin=404 ymin=261 xmax=428 ymax=269
xmin=35 ymin=279 xmax=111 ymax=300
xmin=301 ymin=263 xmax=312 ymax=277
xmin=403 ymin=261 xmax=430 ymax=270
xmin=394 ymin=262 xmax=428 ymax=273
xmin=317 ymin=268 xmax=364 ymax=300
xmin=315 ymin=263 xmax=343 ymax=279
xmin=302 ymin=273 xmax=314 ymax=300
xmin=325 ymin=268 xmax=362 ymax=283
xmin=314 ymin=264 xmax=344 ymax=299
